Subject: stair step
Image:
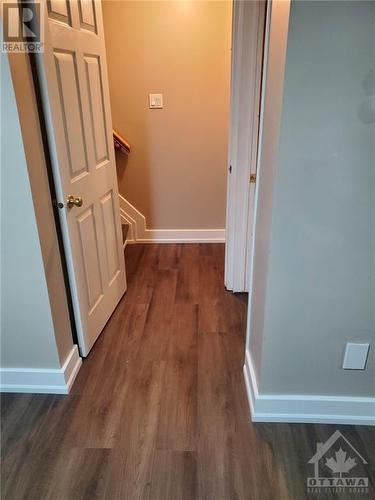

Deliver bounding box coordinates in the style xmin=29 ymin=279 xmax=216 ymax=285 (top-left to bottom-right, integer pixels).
xmin=122 ymin=223 xmax=129 ymax=244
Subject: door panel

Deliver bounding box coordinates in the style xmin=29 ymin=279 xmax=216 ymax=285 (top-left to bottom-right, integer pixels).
xmin=77 ymin=206 xmax=104 ymax=311
xmin=48 ymin=0 xmax=71 ymax=24
xmin=84 ymin=55 xmax=108 ymax=164
xmin=78 ymin=0 xmax=97 ymax=31
xmin=100 ymin=190 xmax=120 ymax=284
xmin=38 ymin=0 xmax=126 ymax=356
xmin=54 ymin=50 xmax=89 ymax=178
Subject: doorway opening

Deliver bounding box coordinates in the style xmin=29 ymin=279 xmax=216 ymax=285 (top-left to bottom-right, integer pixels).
xmin=33 ymin=0 xmax=266 ymax=358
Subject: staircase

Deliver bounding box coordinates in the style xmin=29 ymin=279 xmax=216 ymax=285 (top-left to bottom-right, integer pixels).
xmin=121 ymin=223 xmax=130 ymax=248
xmin=118 ymin=193 xmax=225 ymax=244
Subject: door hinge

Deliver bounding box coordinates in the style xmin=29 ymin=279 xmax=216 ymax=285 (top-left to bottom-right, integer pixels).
xmin=229 ymin=165 xmax=232 ymax=174
xmin=250 ymin=173 xmax=257 ymax=184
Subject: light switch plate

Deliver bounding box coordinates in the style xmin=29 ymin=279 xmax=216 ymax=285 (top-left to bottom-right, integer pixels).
xmin=149 ymin=93 xmax=163 ymax=109
xmin=342 ymin=343 xmax=370 ymax=370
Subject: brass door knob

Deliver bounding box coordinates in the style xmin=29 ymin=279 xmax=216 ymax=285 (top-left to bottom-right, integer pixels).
xmin=67 ymin=195 xmax=83 ymax=208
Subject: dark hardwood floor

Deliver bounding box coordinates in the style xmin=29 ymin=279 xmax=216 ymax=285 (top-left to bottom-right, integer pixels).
xmin=1 ymin=244 xmax=374 ymax=499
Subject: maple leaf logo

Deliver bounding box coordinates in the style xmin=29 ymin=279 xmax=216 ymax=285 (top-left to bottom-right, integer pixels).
xmin=325 ymin=448 xmax=357 ymax=477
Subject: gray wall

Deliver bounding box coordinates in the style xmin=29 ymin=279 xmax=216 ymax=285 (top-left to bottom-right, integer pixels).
xmin=249 ymin=1 xmax=375 ymax=397
xmin=1 ymin=52 xmax=62 ymax=369
xmin=7 ymin=50 xmax=75 ymax=366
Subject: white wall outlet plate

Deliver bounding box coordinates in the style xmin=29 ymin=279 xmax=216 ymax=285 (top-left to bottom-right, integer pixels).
xmin=149 ymin=93 xmax=163 ymax=109
xmin=342 ymin=343 xmax=370 ymax=370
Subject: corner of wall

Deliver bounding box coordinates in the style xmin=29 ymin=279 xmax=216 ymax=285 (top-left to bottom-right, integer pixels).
xmin=1 ymin=48 xmax=81 ymax=394
xmin=7 ymin=49 xmax=76 ymax=369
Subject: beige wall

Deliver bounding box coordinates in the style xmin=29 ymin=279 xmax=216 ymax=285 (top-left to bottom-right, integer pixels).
xmin=102 ymin=0 xmax=232 ymax=229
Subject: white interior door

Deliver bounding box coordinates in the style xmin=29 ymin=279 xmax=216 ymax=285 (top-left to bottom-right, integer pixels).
xmin=225 ymin=0 xmax=266 ymax=293
xmin=36 ymin=0 xmax=126 ymax=356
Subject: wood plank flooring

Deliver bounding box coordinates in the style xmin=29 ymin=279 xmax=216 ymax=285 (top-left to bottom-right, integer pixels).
xmin=1 ymin=244 xmax=374 ymax=499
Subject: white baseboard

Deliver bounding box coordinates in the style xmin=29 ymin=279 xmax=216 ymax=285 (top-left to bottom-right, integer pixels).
xmin=119 ymin=194 xmax=225 ymax=243
xmin=137 ymin=228 xmax=225 ymax=243
xmin=244 ymin=350 xmax=375 ymax=426
xmin=0 ymin=345 xmax=82 ymax=394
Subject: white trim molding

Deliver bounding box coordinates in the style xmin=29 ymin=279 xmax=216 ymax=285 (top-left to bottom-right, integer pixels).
xmin=0 ymin=345 xmax=82 ymax=394
xmin=119 ymin=194 xmax=225 ymax=243
xmin=244 ymin=350 xmax=375 ymax=426
xmin=119 ymin=210 xmax=136 ymax=247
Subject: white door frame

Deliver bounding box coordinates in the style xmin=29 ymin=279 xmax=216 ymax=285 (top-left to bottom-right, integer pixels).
xmin=225 ymin=0 xmax=266 ymax=293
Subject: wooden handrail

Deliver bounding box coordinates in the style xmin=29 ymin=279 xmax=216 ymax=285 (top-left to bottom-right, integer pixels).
xmin=113 ymin=129 xmax=131 ymax=155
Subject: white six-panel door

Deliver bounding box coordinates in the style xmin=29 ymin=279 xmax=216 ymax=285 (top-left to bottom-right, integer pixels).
xmin=37 ymin=0 xmax=126 ymax=356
